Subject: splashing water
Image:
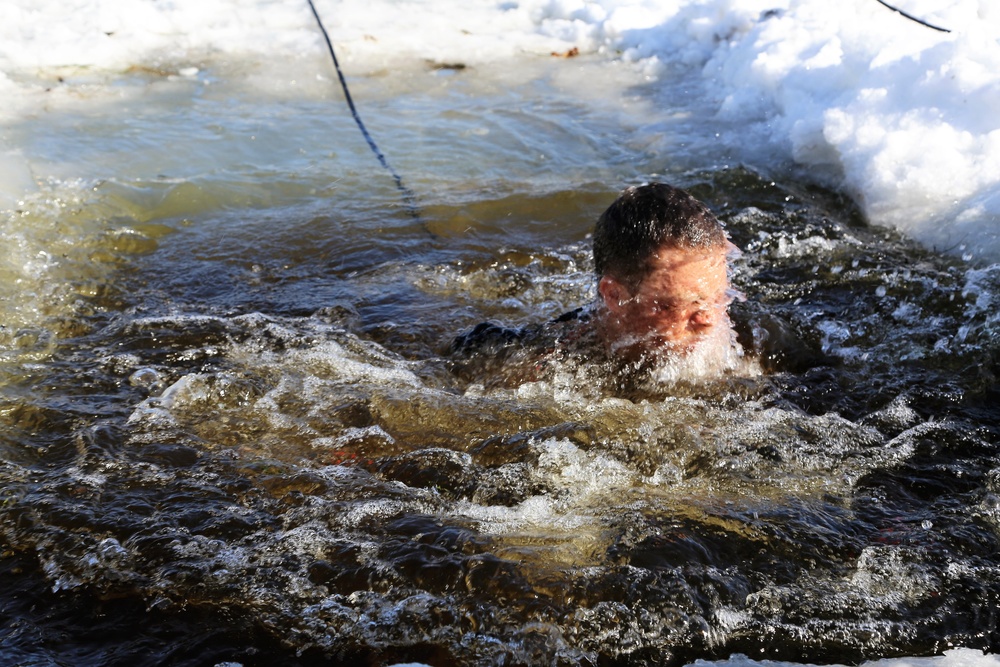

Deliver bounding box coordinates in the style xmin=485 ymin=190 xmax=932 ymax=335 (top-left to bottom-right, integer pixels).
xmin=1 ymin=29 xmax=999 ymax=667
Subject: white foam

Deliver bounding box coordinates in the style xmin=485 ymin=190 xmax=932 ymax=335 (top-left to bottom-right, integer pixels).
xmin=456 ymin=436 xmax=636 ymax=535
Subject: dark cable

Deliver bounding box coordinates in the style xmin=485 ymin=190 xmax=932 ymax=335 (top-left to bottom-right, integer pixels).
xmin=306 ymin=0 xmax=421 ymax=217
xmin=874 ymin=0 xmax=951 ymax=33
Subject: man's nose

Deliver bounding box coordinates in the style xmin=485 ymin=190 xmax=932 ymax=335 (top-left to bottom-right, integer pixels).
xmin=690 ymin=306 xmax=719 ymax=330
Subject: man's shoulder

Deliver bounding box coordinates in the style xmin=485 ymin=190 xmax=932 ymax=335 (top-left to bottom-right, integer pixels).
xmin=549 ymin=306 xmax=590 ymax=325
xmin=729 ymin=301 xmax=838 ymax=373
xmin=446 ymin=307 xmax=597 ymax=385
xmin=449 ymin=307 xmax=591 ymax=356
xmin=448 ymin=321 xmax=526 ymax=358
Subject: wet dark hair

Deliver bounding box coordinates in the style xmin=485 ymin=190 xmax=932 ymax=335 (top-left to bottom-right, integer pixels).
xmin=593 ymin=182 xmax=727 ymax=289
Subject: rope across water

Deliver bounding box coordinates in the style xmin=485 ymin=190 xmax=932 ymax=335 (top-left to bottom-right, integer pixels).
xmin=306 ymin=0 xmax=422 ymax=218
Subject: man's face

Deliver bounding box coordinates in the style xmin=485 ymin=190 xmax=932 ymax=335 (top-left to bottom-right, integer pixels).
xmin=599 ymin=243 xmax=737 ymax=358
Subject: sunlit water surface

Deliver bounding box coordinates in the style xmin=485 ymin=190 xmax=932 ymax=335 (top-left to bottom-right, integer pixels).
xmin=1 ymin=55 xmax=999 ymax=666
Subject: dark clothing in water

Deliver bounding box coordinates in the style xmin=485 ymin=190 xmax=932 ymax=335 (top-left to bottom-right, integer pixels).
xmin=448 ymin=302 xmax=834 ymax=389
xmin=447 ymin=307 xmax=599 ymax=386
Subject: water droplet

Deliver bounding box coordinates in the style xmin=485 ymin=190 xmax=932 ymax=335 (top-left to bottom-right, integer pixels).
xmin=129 ymin=367 xmax=162 ymax=389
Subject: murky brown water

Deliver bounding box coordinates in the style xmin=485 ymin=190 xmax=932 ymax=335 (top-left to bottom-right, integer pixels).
xmin=1 ymin=59 xmax=999 ymax=666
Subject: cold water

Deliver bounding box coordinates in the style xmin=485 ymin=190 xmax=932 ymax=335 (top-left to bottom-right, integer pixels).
xmin=1 ymin=54 xmax=998 ymax=666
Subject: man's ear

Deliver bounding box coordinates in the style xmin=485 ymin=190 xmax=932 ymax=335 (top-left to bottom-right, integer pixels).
xmin=598 ymin=275 xmax=632 ymax=315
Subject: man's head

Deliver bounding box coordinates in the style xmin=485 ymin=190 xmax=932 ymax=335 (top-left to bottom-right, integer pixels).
xmin=593 ymin=183 xmax=737 ymax=357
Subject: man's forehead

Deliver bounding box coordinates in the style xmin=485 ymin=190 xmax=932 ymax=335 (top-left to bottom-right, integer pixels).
xmin=648 ymin=243 xmax=730 ymax=268
xmin=638 ymin=244 xmax=731 ymax=298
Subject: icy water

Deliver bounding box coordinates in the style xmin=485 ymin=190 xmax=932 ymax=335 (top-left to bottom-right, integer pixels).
xmin=2 ymin=56 xmax=999 ymax=666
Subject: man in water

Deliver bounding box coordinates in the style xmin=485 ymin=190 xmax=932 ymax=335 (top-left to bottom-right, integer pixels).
xmin=591 ymin=181 xmax=739 ymax=362
xmin=449 ymin=182 xmax=748 ymax=393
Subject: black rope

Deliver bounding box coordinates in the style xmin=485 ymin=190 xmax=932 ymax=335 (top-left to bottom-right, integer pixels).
xmin=874 ymin=0 xmax=951 ymax=33
xmin=306 ymin=0 xmax=421 ymax=217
